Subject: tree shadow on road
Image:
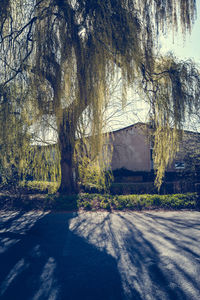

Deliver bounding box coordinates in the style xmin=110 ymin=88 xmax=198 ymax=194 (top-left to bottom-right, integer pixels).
xmin=68 ymin=211 xmax=200 ymax=300
xmin=117 ymin=212 xmax=200 ymax=300
xmin=1 ymin=210 xmax=200 ymax=300
xmin=0 ymin=211 xmax=123 ymax=300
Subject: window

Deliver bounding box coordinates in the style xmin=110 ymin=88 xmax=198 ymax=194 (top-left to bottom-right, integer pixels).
xmin=175 ymin=162 xmax=185 ymax=169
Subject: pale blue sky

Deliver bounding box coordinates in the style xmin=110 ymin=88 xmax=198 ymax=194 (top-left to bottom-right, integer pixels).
xmin=112 ymin=6 xmax=200 ymax=132
xmin=160 ymin=2 xmax=200 ymax=64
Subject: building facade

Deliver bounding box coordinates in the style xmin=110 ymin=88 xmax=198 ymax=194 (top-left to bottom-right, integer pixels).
xmin=109 ymin=123 xmax=200 ymax=192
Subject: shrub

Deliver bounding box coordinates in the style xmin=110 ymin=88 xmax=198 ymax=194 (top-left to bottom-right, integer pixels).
xmin=77 ymin=192 xmax=199 ymax=211
xmin=19 ymin=181 xmax=59 ymax=194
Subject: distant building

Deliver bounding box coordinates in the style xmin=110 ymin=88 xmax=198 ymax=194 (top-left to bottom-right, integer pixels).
xmin=109 ymin=122 xmax=200 ymax=192
xmin=110 ymin=123 xmax=152 ymax=172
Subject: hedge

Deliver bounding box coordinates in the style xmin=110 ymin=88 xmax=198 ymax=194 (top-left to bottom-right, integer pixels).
xmin=77 ymin=192 xmax=199 ymax=211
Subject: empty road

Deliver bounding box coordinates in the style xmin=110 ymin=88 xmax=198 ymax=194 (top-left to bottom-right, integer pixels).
xmin=0 ymin=210 xmax=200 ymax=300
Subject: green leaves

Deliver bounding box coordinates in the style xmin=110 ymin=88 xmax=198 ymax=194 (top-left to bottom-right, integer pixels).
xmin=77 ymin=192 xmax=199 ymax=211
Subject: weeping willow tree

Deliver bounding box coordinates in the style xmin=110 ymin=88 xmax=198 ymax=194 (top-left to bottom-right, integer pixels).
xmin=0 ymin=0 xmax=199 ymax=193
xmin=0 ymin=83 xmax=60 ymax=185
xmin=0 ymin=84 xmax=31 ymax=184
xmin=141 ymin=56 xmax=200 ymax=188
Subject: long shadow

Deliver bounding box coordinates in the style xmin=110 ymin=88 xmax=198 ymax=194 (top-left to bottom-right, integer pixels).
xmin=117 ymin=212 xmax=200 ymax=300
xmin=143 ymin=212 xmax=200 ymax=230
xmin=65 ymin=211 xmax=200 ymax=300
xmin=0 ymin=211 xmax=27 ymax=231
xmin=0 ymin=212 xmax=124 ymax=300
xmin=1 ymin=210 xmax=200 ymax=300
xmin=134 ymin=211 xmax=200 ymax=242
xmin=116 ymin=213 xmax=188 ymax=300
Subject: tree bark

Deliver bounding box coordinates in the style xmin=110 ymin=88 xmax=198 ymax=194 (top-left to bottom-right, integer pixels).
xmin=57 ymin=115 xmax=77 ymax=194
xmin=59 ymin=147 xmax=76 ymax=194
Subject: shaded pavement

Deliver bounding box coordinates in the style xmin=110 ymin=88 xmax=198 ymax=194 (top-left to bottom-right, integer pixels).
xmin=0 ymin=210 xmax=200 ymax=299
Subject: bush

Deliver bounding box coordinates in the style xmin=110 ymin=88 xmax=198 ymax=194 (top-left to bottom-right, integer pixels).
xmin=1 ymin=180 xmax=198 ymax=212
xmin=19 ymin=181 xmax=59 ymax=194
xmin=77 ymin=192 xmax=199 ymax=211
xmin=77 ymin=193 xmax=111 ymax=210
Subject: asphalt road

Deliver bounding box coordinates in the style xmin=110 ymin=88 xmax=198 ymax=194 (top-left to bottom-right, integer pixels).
xmin=0 ymin=210 xmax=200 ymax=300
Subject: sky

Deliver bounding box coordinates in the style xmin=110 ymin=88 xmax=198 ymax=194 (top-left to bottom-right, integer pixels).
xmin=112 ymin=3 xmax=200 ymax=132
xmin=160 ymin=1 xmax=200 ymax=64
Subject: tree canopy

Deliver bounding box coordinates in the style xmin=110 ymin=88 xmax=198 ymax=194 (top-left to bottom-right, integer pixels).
xmin=0 ymin=0 xmax=199 ymax=192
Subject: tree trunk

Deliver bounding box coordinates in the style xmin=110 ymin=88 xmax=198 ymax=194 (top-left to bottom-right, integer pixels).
xmin=57 ymin=117 xmax=77 ymax=194
xmin=59 ymin=147 xmax=76 ymax=194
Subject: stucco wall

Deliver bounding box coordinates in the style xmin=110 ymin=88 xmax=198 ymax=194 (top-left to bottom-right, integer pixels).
xmin=109 ymin=123 xmax=199 ymax=174
xmin=111 ymin=124 xmax=151 ymax=171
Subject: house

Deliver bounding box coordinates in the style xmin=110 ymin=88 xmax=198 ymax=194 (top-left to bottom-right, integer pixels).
xmin=111 ymin=123 xmax=152 ymax=173
xmin=109 ymin=122 xmax=200 ymax=192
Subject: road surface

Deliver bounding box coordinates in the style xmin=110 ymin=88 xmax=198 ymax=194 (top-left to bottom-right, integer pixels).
xmin=0 ymin=210 xmax=200 ymax=300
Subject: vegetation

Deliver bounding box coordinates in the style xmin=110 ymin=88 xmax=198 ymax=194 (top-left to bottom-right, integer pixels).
xmin=19 ymin=181 xmax=59 ymax=194
xmin=0 ymin=184 xmax=198 ymax=211
xmin=179 ymin=132 xmax=200 ymax=178
xmin=0 ymin=85 xmax=31 ymax=185
xmin=0 ymin=1 xmax=200 ymax=194
xmin=77 ymin=193 xmax=199 ymax=211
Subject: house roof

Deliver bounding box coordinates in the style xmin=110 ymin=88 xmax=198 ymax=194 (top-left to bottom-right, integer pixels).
xmin=110 ymin=122 xmax=147 ymax=134
xmin=110 ymin=122 xmax=200 ymax=135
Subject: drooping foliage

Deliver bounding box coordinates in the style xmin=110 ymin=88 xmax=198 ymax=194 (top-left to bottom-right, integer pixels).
xmin=0 ymin=84 xmax=30 ymax=184
xmin=20 ymin=144 xmax=61 ymax=182
xmin=177 ymin=131 xmax=200 ymax=180
xmin=0 ymin=84 xmax=60 ymax=185
xmin=141 ymin=56 xmax=200 ymax=187
xmin=0 ymin=0 xmax=199 ymax=192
